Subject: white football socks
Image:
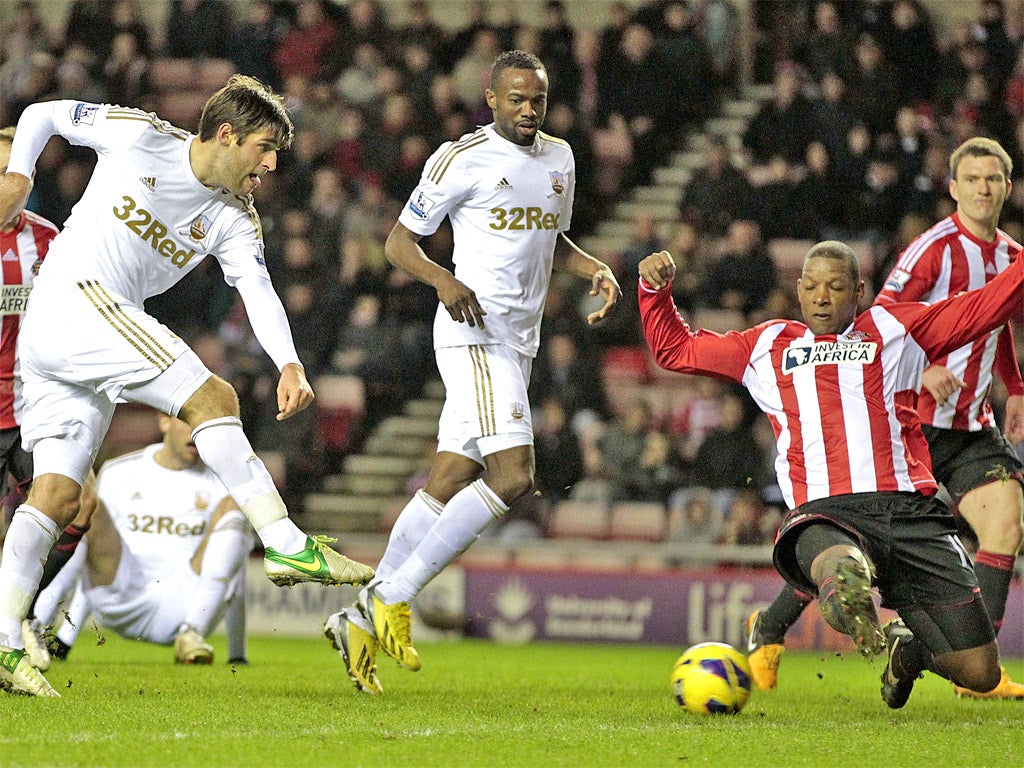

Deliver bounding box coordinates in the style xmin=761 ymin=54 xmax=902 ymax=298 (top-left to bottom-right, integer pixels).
xmin=376 ymin=479 xmax=507 ymax=604
xmin=0 ymin=505 xmax=59 ymax=648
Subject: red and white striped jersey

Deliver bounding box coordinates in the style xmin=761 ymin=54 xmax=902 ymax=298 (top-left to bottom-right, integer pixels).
xmin=874 ymin=212 xmax=1024 ymax=430
xmin=639 ymin=251 xmax=1024 ymax=510
xmin=0 ymin=211 xmax=56 ymax=428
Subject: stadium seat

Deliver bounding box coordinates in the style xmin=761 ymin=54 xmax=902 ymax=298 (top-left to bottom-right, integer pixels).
xmin=313 ymin=374 xmax=365 ymax=454
xmin=546 ymin=499 xmax=610 ymax=540
xmin=602 ymin=346 xmax=653 ymax=383
xmin=608 ymin=501 xmax=668 ymax=542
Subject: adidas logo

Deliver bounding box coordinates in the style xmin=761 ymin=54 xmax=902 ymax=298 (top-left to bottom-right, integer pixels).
xmin=2 ymin=249 xmax=17 ymax=262
xmin=495 ymin=177 xmax=513 ymax=190
xmin=131 ymin=491 xmax=143 ymax=500
xmin=140 ymin=176 xmax=157 ymax=191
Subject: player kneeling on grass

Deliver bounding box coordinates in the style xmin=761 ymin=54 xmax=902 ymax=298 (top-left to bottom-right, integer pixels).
xmin=638 ymin=241 xmax=1013 ymax=708
xmin=27 ymin=412 xmax=252 ymax=668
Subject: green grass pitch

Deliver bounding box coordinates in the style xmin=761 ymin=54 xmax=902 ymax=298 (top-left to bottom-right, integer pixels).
xmin=2 ymin=634 xmax=1020 ymax=767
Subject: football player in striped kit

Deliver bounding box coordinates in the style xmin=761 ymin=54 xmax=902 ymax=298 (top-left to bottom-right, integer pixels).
xmin=639 ymin=237 xmax=1023 ymax=708
xmin=0 ymin=76 xmax=373 ymax=696
xmin=0 ymin=126 xmax=56 ymax=523
xmin=746 ymin=138 xmax=1024 ymax=700
xmin=324 ymin=50 xmax=620 ymax=694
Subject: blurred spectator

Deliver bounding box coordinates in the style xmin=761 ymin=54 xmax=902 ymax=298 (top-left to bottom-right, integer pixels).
xmin=845 ymin=33 xmax=900 ymax=135
xmin=974 ymin=0 xmax=1018 ymax=94
xmin=336 ymin=42 xmax=386 ymax=109
xmin=530 ymin=329 xmax=607 ymax=425
xmin=64 ymin=0 xmax=116 ymax=68
xmin=539 ymin=0 xmax=580 ymax=109
xmin=533 ymin=396 xmax=584 ymax=505
xmin=699 ymin=0 xmax=741 ymax=92
xmin=596 ymin=22 xmax=671 ymax=185
xmin=812 ymin=71 xmax=860 ymax=161
xmin=679 ymin=135 xmax=750 ymax=237
xmin=655 ymin=0 xmax=715 ymax=126
xmin=598 ymin=398 xmax=654 ymax=501
xmin=103 ymin=32 xmax=148 ymax=107
xmin=745 ymin=154 xmax=799 ymax=240
xmin=273 ymin=0 xmax=338 ymax=82
xmin=886 ymin=0 xmax=939 ymax=105
xmin=719 ymin=488 xmax=772 ymax=546
xmin=742 ymin=62 xmax=815 ymax=164
xmin=790 ymin=141 xmax=844 ymax=240
xmin=845 ymin=148 xmax=907 ymax=242
xmin=687 ymin=388 xmax=767 ymax=492
xmin=797 ymin=1 xmax=849 ymax=82
xmin=393 ymin=0 xmax=448 ymax=68
xmin=666 ymin=487 xmax=723 ymax=546
xmin=669 ymin=377 xmax=722 ymax=464
xmin=699 ymin=220 xmax=777 ymax=318
xmin=662 ymin=220 xmax=708 ymax=313
xmin=634 ymin=428 xmax=685 ymax=504
xmin=227 ymin=0 xmax=286 ymax=89
xmin=165 ymin=0 xmax=227 ymax=59
xmin=451 ymin=27 xmax=502 ymax=115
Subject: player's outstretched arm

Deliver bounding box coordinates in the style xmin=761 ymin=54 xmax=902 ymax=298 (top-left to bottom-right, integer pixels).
xmin=555 ymin=234 xmax=621 ymax=324
xmin=384 ymin=221 xmax=487 ymax=328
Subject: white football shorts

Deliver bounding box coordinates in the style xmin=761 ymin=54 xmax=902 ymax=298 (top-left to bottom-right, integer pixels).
xmin=83 ymin=547 xmax=208 ymax=645
xmin=434 ymin=344 xmax=534 ymax=464
xmin=18 ymin=279 xmax=211 ymax=479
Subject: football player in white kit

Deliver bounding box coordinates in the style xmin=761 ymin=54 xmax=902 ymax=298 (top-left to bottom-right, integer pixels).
xmin=29 ymin=412 xmax=253 ymax=667
xmin=324 ymin=51 xmax=620 ymax=694
xmin=0 ymin=75 xmax=373 ymax=696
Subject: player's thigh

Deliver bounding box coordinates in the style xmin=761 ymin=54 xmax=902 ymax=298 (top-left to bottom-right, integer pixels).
xmin=20 ymin=378 xmax=114 ymax=486
xmin=882 ymin=500 xmax=979 ymax=609
xmin=434 ymin=344 xmax=534 ymax=464
xmin=957 ymin=479 xmax=1024 ymax=549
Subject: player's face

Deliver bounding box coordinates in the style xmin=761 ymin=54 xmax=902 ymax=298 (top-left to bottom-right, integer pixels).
xmin=797 ymin=256 xmax=864 ymax=336
xmin=486 ymin=67 xmax=548 ymax=146
xmin=223 ymin=127 xmax=280 ymax=196
xmin=162 ymin=416 xmax=201 ymax=468
xmin=950 ymin=154 xmax=1010 ymax=234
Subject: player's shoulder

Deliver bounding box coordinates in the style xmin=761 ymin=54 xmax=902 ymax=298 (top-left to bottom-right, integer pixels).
xmin=97 ymin=447 xmax=148 ymax=480
xmin=997 ymin=227 xmax=1022 ymax=254
xmin=21 ymin=210 xmax=58 ymax=236
xmin=424 ymin=127 xmax=491 ymax=184
xmin=907 ymin=216 xmax=959 ymax=253
xmin=214 ymin=193 xmax=264 ymax=242
xmin=105 ymin=106 xmax=191 ymax=142
xmin=536 ymin=130 xmax=572 ymax=153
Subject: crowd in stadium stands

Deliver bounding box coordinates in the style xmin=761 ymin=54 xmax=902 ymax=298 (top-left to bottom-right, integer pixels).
xmin=0 ymin=0 xmax=1022 ymax=545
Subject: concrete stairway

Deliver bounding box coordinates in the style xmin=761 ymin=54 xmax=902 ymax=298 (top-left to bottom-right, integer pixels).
xmin=302 ymin=379 xmax=443 ymax=536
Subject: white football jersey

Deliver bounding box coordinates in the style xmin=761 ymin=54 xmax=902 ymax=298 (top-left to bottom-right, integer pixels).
xmin=97 ymin=444 xmax=231 ymax=582
xmin=398 ymin=124 xmax=575 ymax=357
xmin=8 ymin=101 xmax=270 ymax=307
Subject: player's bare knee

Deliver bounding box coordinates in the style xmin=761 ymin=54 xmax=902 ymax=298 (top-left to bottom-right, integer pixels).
xmin=488 ymin=468 xmax=534 ymax=505
xmin=179 ymin=375 xmax=240 ymax=427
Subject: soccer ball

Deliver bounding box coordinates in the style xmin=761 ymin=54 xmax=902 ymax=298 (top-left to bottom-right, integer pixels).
xmin=671 ymin=642 xmax=753 ymax=714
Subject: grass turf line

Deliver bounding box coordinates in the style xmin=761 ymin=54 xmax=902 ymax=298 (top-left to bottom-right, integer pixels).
xmin=0 ymin=634 xmax=1020 ymax=767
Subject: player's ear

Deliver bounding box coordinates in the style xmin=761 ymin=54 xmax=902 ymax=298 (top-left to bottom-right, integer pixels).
xmin=216 ymin=122 xmax=236 ymax=146
xmin=485 ymin=89 xmax=497 ymax=109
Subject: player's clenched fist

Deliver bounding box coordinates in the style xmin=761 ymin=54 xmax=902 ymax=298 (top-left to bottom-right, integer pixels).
xmin=638 ymin=250 xmax=676 ymax=291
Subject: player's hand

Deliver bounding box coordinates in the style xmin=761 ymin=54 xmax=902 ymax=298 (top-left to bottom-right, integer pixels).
xmin=586 ymin=265 xmax=621 ymax=325
xmin=436 ymin=272 xmax=486 ymax=328
xmin=638 ymin=250 xmax=676 ymax=291
xmin=1003 ymin=394 xmax=1024 ymax=443
xmin=921 ymin=364 xmax=964 ymax=405
xmin=276 ymin=362 xmax=314 ymax=420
